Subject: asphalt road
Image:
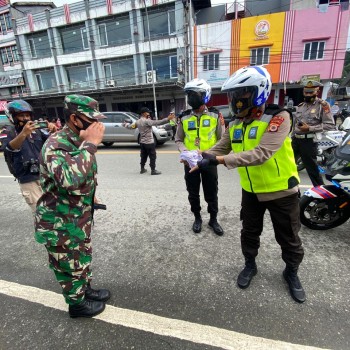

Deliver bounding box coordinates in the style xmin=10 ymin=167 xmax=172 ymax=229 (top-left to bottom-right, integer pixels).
xmin=0 ymin=141 xmax=349 ymax=350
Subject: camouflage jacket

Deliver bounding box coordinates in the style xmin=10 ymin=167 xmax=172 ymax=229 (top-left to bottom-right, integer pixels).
xmin=34 ymin=125 xmax=98 ymax=246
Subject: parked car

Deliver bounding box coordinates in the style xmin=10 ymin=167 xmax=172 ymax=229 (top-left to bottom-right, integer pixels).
xmin=0 ymin=115 xmax=11 ymax=152
xmin=101 ymin=111 xmax=170 ymax=147
xmin=212 ymin=105 xmax=233 ymax=127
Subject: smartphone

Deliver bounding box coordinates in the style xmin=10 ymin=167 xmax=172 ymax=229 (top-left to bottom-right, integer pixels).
xmin=33 ymin=121 xmax=48 ymax=129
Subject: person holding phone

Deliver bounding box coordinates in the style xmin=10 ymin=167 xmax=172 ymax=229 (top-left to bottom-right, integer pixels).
xmin=3 ymin=100 xmax=57 ymax=213
xmin=292 ymin=80 xmax=335 ymax=186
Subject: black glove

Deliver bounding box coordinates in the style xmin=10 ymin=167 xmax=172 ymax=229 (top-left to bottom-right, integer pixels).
xmin=197 ymin=152 xmax=219 ymax=169
xmin=93 ymin=203 xmax=107 ymax=210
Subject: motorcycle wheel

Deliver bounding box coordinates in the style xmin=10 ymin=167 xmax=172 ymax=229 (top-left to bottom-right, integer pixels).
xmin=300 ymin=196 xmax=350 ymax=230
xmin=296 ymin=156 xmax=305 ymax=171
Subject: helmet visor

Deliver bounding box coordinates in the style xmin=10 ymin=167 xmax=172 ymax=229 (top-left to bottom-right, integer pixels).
xmin=227 ymin=86 xmax=257 ymax=116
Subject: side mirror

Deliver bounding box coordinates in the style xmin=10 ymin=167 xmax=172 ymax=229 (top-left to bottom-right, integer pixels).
xmin=124 ymin=118 xmax=132 ymax=124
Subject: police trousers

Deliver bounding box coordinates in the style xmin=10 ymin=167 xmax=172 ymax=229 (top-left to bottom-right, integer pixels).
xmin=140 ymin=143 xmax=157 ymax=170
xmin=240 ymin=189 xmax=304 ymax=269
xmin=292 ymin=137 xmax=324 ymax=186
xmin=45 ymin=237 xmax=92 ymax=305
xmin=184 ymin=164 xmax=218 ymax=216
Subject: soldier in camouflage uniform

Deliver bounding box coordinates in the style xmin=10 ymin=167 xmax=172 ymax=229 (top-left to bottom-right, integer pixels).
xmin=35 ymin=95 xmax=109 ymax=318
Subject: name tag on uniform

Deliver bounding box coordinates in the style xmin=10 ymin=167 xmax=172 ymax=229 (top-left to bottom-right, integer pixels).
xmin=188 ymin=121 xmax=196 ymax=130
xmin=311 ymin=109 xmax=316 ymax=114
xmin=248 ymin=127 xmax=258 ymax=139
xmin=202 ymin=119 xmax=210 ymax=127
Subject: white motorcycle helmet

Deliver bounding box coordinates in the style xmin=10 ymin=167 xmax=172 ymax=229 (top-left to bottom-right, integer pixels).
xmin=184 ymin=78 xmax=212 ymax=109
xmin=221 ymin=66 xmax=271 ymax=116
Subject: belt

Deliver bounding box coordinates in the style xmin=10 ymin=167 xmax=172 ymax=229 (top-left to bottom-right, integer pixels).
xmin=294 ymin=133 xmax=315 ymax=139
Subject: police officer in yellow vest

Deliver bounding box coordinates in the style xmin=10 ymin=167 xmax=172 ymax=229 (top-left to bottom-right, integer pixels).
xmin=175 ymin=78 xmax=225 ymax=235
xmin=191 ymin=66 xmax=305 ymax=303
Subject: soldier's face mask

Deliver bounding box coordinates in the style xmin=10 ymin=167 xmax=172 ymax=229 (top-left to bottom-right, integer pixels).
xmin=228 ymin=87 xmax=255 ymax=117
xmin=186 ymin=90 xmax=205 ymax=110
xmin=74 ymin=114 xmax=95 ymax=131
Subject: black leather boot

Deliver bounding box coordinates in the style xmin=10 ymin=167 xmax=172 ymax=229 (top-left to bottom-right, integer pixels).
xmin=192 ymin=214 xmax=202 ymax=233
xmin=237 ymin=259 xmax=257 ymax=289
xmin=140 ymin=167 xmax=147 ymax=174
xmin=85 ymin=284 xmax=111 ymax=302
xmin=69 ymin=299 xmax=105 ymax=318
xmin=151 ymin=169 xmax=161 ymax=175
xmin=208 ymin=215 xmax=224 ymax=236
xmin=283 ymin=266 xmax=306 ymax=303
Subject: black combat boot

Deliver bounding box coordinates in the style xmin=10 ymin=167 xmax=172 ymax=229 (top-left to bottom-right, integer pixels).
xmin=208 ymin=215 xmax=224 ymax=236
xmin=237 ymin=258 xmax=257 ymax=289
xmin=283 ymin=266 xmax=306 ymax=303
xmin=69 ymin=299 xmax=105 ymax=318
xmin=192 ymin=213 xmax=202 ymax=233
xmin=151 ymin=169 xmax=162 ymax=175
xmin=140 ymin=167 xmax=147 ymax=174
xmin=85 ymin=284 xmax=111 ymax=302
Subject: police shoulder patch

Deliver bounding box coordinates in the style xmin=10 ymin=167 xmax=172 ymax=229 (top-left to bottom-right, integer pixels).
xmin=267 ymin=116 xmax=284 ymax=132
xmin=320 ymin=100 xmax=330 ymax=113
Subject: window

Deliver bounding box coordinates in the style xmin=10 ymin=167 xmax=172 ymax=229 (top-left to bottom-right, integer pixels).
xmin=303 ymin=41 xmax=325 ymax=60
xmin=0 ymin=12 xmax=12 ymax=35
xmin=203 ymin=53 xmax=219 ymax=71
xmin=98 ymin=24 xmax=108 ymax=46
xmin=170 ymin=55 xmax=177 ymax=78
xmin=250 ymin=47 xmax=270 ymax=65
xmin=81 ymin=28 xmax=89 ymax=50
xmin=60 ymin=24 xmax=88 ymax=54
xmin=27 ymin=31 xmax=50 ymax=58
xmin=143 ymin=6 xmax=176 ymax=38
xmin=96 ymin=15 xmax=132 ymax=47
xmin=29 ymin=39 xmax=37 ymax=58
xmin=66 ymin=64 xmax=93 ymax=89
xmin=0 ymin=46 xmax=20 ymax=65
xmin=86 ymin=66 xmax=94 ymax=86
xmin=103 ymin=63 xmax=112 ymax=80
xmin=35 ymin=74 xmax=44 ymax=91
xmin=33 ymin=69 xmax=57 ymax=91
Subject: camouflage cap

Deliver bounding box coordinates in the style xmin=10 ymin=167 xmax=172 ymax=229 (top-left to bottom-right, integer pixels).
xmin=302 ymin=80 xmax=323 ymax=93
xmin=64 ymin=94 xmax=106 ymax=120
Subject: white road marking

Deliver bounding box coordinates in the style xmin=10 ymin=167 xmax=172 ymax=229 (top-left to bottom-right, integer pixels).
xmin=0 ymin=176 xmax=13 ymax=178
xmin=0 ymin=279 xmax=324 ymax=350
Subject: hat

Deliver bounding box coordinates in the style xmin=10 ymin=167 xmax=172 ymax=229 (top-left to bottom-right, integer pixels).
xmin=140 ymin=107 xmax=152 ymax=114
xmin=64 ymin=95 xmax=106 ymax=120
xmin=302 ymin=80 xmax=323 ymax=93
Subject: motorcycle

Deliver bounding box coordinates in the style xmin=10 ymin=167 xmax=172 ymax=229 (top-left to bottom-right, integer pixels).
xmin=295 ymin=115 xmax=350 ymax=172
xmin=299 ymin=130 xmax=350 ymax=230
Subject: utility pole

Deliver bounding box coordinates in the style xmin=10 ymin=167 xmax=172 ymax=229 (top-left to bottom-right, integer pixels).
xmin=143 ymin=0 xmax=158 ymax=119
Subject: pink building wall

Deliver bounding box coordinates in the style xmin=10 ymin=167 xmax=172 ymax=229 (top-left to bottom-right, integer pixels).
xmin=281 ymin=6 xmax=349 ymax=82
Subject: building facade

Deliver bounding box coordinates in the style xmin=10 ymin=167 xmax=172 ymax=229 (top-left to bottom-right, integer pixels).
xmin=4 ymin=0 xmax=189 ymax=119
xmin=194 ymin=1 xmax=350 ymax=107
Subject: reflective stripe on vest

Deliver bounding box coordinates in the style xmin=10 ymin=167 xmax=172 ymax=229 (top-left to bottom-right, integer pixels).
xmin=228 ymin=115 xmax=299 ymax=193
xmin=182 ymin=112 xmax=218 ymax=151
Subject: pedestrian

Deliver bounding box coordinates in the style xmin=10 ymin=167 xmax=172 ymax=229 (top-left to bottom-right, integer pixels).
xmin=175 ymin=78 xmax=225 ymax=236
xmin=35 ymin=94 xmax=110 ymax=318
xmin=125 ymin=107 xmax=175 ymax=175
xmin=191 ymin=66 xmax=305 ymax=303
xmin=3 ymin=100 xmax=57 ymax=213
xmin=292 ymin=80 xmax=336 ymax=186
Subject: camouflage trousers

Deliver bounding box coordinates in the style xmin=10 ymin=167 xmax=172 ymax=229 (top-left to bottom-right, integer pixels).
xmin=45 ymin=237 xmax=92 ymax=305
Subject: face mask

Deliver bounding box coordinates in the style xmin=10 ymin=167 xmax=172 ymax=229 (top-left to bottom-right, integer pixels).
xmin=187 ymin=92 xmax=204 ymax=110
xmin=304 ymin=95 xmax=316 ymax=103
xmin=75 ymin=115 xmax=93 ymax=131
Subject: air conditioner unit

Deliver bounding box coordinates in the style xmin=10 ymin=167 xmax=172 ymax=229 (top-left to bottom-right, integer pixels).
xmin=106 ymin=79 xmax=115 ymax=87
xmin=146 ymin=70 xmax=157 ymax=84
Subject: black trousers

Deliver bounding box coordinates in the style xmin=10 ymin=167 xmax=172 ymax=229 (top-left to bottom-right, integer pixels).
xmin=140 ymin=143 xmax=157 ymax=170
xmin=240 ymin=190 xmax=304 ymax=269
xmin=184 ymin=164 xmax=218 ymax=216
xmin=292 ymin=137 xmax=324 ymax=186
